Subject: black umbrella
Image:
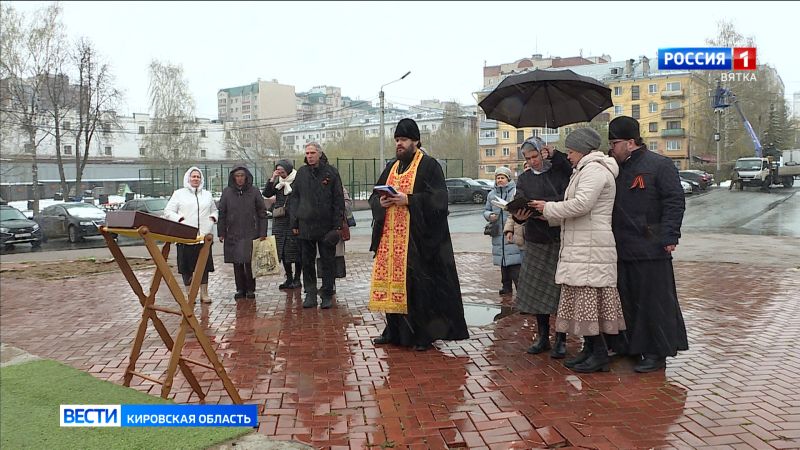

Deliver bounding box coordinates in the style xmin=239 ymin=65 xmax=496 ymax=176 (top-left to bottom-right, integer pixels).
xmin=478 ymin=69 xmax=613 ymax=128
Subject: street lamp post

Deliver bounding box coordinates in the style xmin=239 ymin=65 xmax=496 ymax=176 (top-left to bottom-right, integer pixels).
xmin=379 ymin=71 xmax=411 ymax=168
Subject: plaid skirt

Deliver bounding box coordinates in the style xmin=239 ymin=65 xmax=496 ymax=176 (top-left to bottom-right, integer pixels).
xmin=515 ymin=241 xmax=561 ymax=315
xmin=555 ymin=285 xmax=626 ymax=336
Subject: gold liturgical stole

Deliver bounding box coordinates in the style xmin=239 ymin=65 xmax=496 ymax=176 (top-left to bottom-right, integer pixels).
xmin=368 ymin=150 xmax=423 ymax=314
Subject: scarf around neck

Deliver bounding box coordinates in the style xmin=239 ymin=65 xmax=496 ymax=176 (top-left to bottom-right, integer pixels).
xmin=275 ymin=169 xmax=297 ymax=195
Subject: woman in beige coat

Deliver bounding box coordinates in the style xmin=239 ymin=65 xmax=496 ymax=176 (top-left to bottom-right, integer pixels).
xmin=531 ymin=128 xmax=626 ymax=373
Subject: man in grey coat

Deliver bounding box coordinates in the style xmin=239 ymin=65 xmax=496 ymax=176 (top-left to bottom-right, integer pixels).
xmin=217 ymin=166 xmax=268 ymax=300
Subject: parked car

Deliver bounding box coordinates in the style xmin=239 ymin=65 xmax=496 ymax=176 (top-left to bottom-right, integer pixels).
xmin=680 ymin=180 xmax=693 ymax=195
xmin=35 ymin=202 xmax=108 ymax=243
xmin=445 ymin=178 xmax=492 ymax=204
xmin=680 ymin=177 xmax=701 ymax=194
xmin=1 ymin=205 xmax=43 ymax=249
xmin=120 ymin=198 xmax=168 ymax=216
xmin=679 ymin=170 xmax=712 ymax=189
xmin=473 ymin=179 xmax=494 ymax=188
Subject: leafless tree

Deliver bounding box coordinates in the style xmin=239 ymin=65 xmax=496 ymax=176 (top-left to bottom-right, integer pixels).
xmin=224 ymin=121 xmax=282 ymax=167
xmin=72 ymin=38 xmax=121 ymax=194
xmin=0 ymin=2 xmax=65 ymax=212
xmin=142 ymin=60 xmax=199 ymax=169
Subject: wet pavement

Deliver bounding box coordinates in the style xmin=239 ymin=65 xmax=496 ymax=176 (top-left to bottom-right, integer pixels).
xmin=2 ymin=250 xmax=800 ymax=449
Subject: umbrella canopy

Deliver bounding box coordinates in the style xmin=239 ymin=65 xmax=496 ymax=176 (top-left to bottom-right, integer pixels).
xmin=479 ymin=69 xmax=613 ymax=128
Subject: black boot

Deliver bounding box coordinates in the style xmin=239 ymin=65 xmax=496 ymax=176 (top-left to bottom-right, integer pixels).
xmin=527 ymin=314 xmax=551 ymax=354
xmin=564 ymin=336 xmax=593 ymax=368
xmin=291 ymin=263 xmax=302 ymax=289
xmin=571 ymin=335 xmax=610 ymax=373
xmin=550 ymin=332 xmax=567 ymax=359
xmin=302 ymin=292 xmax=318 ymax=308
xmin=634 ymin=354 xmax=666 ymax=373
xmin=279 ymin=262 xmax=293 ymax=289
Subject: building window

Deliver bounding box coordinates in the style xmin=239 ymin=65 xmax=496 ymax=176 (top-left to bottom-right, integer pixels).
xmin=104 ymin=146 xmax=112 ymax=155
xmin=649 ymin=141 xmax=658 ymax=151
xmin=502 ymin=131 xmax=510 ymax=139
xmin=225 ymin=150 xmax=232 ymax=159
xmin=102 ymin=123 xmax=111 ymax=133
xmin=138 ymin=126 xmax=145 ymax=134
xmin=666 ymin=101 xmax=682 ymax=110
xmin=666 ymin=140 xmax=681 ymax=151
xmin=648 ymin=84 xmax=657 ymax=94
xmin=63 ymin=145 xmax=72 ymax=155
xmin=63 ymin=121 xmax=71 ymax=130
xmin=200 ymin=149 xmax=206 ymax=157
xmin=649 ymin=102 xmax=658 ymax=113
xmin=200 ymin=129 xmax=207 ymax=138
xmin=614 ymin=105 xmax=624 ymax=115
xmin=631 ymin=85 xmax=640 ymax=100
xmin=24 ymin=143 xmax=33 ymax=153
xmin=139 ymin=147 xmax=146 ymax=156
xmin=631 ymin=104 xmax=640 ymax=119
xmin=485 ymin=165 xmax=496 ymax=174
xmin=649 ymin=122 xmax=658 ymax=132
xmin=614 ymin=86 xmax=622 ymax=96
xmin=502 ymin=147 xmax=510 ymax=156
xmin=225 ymin=131 xmax=231 ymax=139
xmin=485 ymin=148 xmax=496 ymax=157
xmin=665 ymin=81 xmax=681 ymax=91
xmin=667 ymin=120 xmax=682 ymax=129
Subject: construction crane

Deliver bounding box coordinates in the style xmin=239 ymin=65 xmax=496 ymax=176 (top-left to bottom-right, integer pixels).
xmin=713 ymin=81 xmax=763 ymax=157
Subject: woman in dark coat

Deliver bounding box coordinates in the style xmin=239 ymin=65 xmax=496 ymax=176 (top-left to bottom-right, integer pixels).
xmin=217 ymin=165 xmax=268 ymax=299
xmin=512 ymin=137 xmax=572 ymax=358
xmin=262 ymin=159 xmax=301 ymax=290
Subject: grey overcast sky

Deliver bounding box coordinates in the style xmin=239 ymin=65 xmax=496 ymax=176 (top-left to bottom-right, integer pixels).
xmin=9 ymin=1 xmax=800 ymax=119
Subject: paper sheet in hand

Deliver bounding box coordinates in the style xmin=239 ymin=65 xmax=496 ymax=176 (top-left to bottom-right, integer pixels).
xmin=373 ymin=185 xmax=398 ymax=196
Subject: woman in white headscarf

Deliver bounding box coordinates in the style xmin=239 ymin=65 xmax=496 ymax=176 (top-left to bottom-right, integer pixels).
xmin=164 ymin=166 xmax=218 ymax=303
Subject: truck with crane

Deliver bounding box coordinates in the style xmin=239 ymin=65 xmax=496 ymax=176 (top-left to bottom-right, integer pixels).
xmin=714 ymin=84 xmax=800 ymax=190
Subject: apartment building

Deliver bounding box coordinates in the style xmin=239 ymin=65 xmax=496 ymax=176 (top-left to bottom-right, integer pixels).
xmin=217 ymin=79 xmax=296 ymax=128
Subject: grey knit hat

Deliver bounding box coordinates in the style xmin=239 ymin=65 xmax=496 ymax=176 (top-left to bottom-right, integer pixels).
xmin=564 ymin=128 xmax=601 ymax=154
xmin=494 ymin=166 xmax=513 ymax=180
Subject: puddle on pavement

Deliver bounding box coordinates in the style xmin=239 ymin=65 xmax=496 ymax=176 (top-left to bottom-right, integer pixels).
xmin=463 ymin=302 xmax=513 ymax=326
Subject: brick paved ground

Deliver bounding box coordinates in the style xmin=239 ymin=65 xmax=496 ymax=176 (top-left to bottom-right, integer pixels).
xmin=2 ymin=251 xmax=799 ymax=449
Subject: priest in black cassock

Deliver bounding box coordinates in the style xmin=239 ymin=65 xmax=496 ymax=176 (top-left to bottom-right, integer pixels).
xmin=368 ymin=118 xmax=469 ymax=351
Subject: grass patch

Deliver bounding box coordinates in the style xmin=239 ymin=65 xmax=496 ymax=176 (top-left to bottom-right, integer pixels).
xmin=1 ymin=360 xmax=251 ymax=450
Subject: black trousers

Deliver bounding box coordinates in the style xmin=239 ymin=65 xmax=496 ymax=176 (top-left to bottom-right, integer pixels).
xmin=300 ymin=238 xmax=336 ymax=297
xmin=501 ymin=264 xmax=521 ymax=291
xmin=232 ymin=262 xmax=255 ymax=293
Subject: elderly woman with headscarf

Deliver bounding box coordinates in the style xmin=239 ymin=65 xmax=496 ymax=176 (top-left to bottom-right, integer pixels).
xmin=531 ymin=128 xmax=626 ymax=373
xmin=263 ymin=159 xmax=301 ymax=290
xmin=164 ymin=166 xmax=218 ymax=303
xmin=483 ymin=166 xmax=522 ymax=295
xmin=512 ymin=136 xmax=572 ymax=358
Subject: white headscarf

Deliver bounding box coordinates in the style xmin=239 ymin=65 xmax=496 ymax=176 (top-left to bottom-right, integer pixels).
xmin=275 ymin=169 xmax=297 ymax=195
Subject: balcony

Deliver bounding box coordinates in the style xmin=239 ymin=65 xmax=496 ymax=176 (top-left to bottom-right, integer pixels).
xmin=661 ymin=128 xmax=685 ymax=137
xmin=661 ymin=89 xmax=684 ymax=99
xmin=661 ymin=108 xmax=685 ymax=119
xmin=479 ymin=137 xmax=497 ymax=146
xmin=479 ymin=119 xmax=498 ymax=129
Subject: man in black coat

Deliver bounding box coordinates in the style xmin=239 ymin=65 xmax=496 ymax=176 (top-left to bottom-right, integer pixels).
xmin=290 ymin=142 xmax=345 ymax=309
xmin=368 ymin=118 xmax=469 ymax=351
xmin=608 ymin=116 xmax=688 ymax=373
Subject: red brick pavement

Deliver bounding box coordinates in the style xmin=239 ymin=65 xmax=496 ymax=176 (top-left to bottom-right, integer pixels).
xmin=2 ymin=253 xmax=800 ymax=449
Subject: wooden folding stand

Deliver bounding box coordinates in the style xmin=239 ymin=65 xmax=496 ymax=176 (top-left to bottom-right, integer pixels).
xmin=100 ymin=222 xmax=242 ymax=404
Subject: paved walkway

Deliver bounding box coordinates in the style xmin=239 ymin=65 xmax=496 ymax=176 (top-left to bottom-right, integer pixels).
xmin=2 ymin=247 xmax=800 ymax=449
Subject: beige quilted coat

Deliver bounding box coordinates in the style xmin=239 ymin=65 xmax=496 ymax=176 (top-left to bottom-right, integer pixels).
xmin=542 ymin=151 xmax=619 ymax=287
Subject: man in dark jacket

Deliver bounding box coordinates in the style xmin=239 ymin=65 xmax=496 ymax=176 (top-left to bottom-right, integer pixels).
xmin=290 ymin=142 xmax=345 ymax=309
xmin=368 ymin=118 xmax=469 ymax=351
xmin=608 ymin=116 xmax=688 ymax=373
xmin=217 ymin=166 xmax=268 ymax=299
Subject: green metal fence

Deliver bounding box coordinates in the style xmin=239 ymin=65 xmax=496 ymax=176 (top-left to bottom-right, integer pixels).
xmin=138 ymin=158 xmax=463 ymax=199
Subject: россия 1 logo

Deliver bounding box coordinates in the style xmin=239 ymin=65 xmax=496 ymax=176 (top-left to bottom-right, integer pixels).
xmin=658 ymin=47 xmax=756 ymax=71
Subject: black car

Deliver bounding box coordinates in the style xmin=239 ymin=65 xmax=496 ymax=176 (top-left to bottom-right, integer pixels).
xmin=0 ymin=205 xmax=43 ymax=248
xmin=120 ymin=198 xmax=168 ymax=216
xmin=35 ymin=202 xmax=108 ymax=243
xmin=678 ymin=171 xmax=709 ymax=190
xmin=445 ymin=178 xmax=492 ymax=204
